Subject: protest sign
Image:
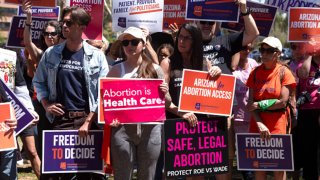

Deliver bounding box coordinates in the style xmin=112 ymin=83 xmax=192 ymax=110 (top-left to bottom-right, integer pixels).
xmin=0 ymin=48 xmax=16 ymax=90
xmin=163 ymin=0 xmax=192 ymax=31
xmin=288 ymin=7 xmax=320 ymax=42
xmin=4 ymin=0 xmax=56 ymax=7
xmin=265 ymin=0 xmax=320 ymax=12
xmin=0 ymin=103 xmax=17 ymax=152
xmin=112 ymin=0 xmax=164 ymax=32
xmin=186 ymin=0 xmax=239 ymax=22
xmin=236 ymin=133 xmax=294 ymax=171
xmin=65 ymin=0 xmax=104 ymax=40
xmin=99 ymin=78 xmax=165 ymax=124
xmin=18 ymin=5 xmax=60 ymax=19
xmin=164 ymin=117 xmax=228 ymax=178
xmin=0 ymin=80 xmax=35 ymax=136
xmin=6 ymin=16 xmax=53 ymax=48
xmin=221 ymin=1 xmax=277 ymax=37
xmin=42 ymin=130 xmax=104 ymax=173
xmin=179 ymin=69 xmax=235 ymax=116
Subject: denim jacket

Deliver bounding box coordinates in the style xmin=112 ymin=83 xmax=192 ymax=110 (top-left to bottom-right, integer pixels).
xmin=33 ymin=41 xmax=109 ymax=123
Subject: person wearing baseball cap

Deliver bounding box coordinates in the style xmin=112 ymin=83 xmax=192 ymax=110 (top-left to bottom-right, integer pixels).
xmin=105 ymin=26 xmax=187 ymax=180
xmin=260 ymin=36 xmax=282 ymax=52
xmin=246 ymin=36 xmax=296 ymax=179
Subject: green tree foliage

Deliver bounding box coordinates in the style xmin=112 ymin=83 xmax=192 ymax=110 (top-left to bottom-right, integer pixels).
xmin=269 ymin=11 xmax=289 ymax=47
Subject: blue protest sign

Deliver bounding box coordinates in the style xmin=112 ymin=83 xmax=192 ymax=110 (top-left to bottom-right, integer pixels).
xmin=18 ymin=5 xmax=60 ymax=19
xmin=0 ymin=79 xmax=34 ymax=136
xmin=236 ymin=133 xmax=294 ymax=171
xmin=42 ymin=130 xmax=104 ymax=173
xmin=186 ymin=0 xmax=239 ymax=22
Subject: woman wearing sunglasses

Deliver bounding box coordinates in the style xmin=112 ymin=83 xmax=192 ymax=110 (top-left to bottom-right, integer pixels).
xmin=23 ymin=0 xmax=61 ymax=65
xmin=246 ymin=37 xmax=296 ymax=180
xmin=105 ymin=26 xmax=196 ymax=180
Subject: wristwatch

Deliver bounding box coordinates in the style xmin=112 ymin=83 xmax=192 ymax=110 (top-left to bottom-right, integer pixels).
xmin=241 ymin=8 xmax=251 ymax=16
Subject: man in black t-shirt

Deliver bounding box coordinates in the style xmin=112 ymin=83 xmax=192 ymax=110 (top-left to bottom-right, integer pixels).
xmin=195 ymin=0 xmax=259 ymax=179
xmin=197 ymin=0 xmax=259 ymax=75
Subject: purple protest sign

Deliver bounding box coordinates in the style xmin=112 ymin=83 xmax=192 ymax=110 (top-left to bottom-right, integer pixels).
xmin=42 ymin=130 xmax=104 ymax=173
xmin=186 ymin=0 xmax=239 ymax=22
xmin=0 ymin=79 xmax=34 ymax=136
xmin=221 ymin=1 xmax=277 ymax=37
xmin=236 ymin=133 xmax=294 ymax=171
xmin=164 ymin=117 xmax=228 ymax=178
xmin=6 ymin=16 xmax=53 ymax=48
xmin=18 ymin=6 xmax=60 ymax=19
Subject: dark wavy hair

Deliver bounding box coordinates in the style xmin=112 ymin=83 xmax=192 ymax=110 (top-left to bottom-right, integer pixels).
xmin=170 ymin=23 xmax=203 ymax=71
xmin=39 ymin=20 xmax=61 ymax=51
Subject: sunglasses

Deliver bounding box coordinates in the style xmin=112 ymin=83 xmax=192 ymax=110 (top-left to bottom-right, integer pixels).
xmin=122 ymin=39 xmax=141 ymax=47
xmin=60 ymin=19 xmax=74 ymax=27
xmin=43 ymin=31 xmax=58 ymax=37
xmin=200 ymin=21 xmax=215 ymax=25
xmin=259 ymin=47 xmax=277 ymax=54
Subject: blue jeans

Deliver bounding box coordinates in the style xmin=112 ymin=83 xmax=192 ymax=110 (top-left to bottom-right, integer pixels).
xmin=0 ymin=150 xmax=17 ymax=180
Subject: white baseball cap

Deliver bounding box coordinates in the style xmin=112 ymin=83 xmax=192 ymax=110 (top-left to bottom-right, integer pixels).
xmin=260 ymin=36 xmax=282 ymax=52
xmin=118 ymin=27 xmax=146 ymax=43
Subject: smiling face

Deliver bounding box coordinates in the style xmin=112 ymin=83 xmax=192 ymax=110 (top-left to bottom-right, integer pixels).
xmin=43 ymin=25 xmax=59 ymax=47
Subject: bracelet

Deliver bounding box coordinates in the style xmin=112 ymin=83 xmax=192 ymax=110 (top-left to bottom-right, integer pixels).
xmin=258 ymin=99 xmax=277 ymax=111
xmin=25 ymin=23 xmax=32 ymax=27
xmin=240 ymin=8 xmax=251 ymax=16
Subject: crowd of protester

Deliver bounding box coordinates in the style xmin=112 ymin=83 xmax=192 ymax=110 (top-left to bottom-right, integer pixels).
xmin=0 ymin=0 xmax=319 ymax=180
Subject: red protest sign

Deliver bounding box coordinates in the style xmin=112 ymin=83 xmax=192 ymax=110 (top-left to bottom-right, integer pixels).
xmin=4 ymin=0 xmax=56 ymax=7
xmin=163 ymin=0 xmax=192 ymax=31
xmin=179 ymin=69 xmax=236 ymax=116
xmin=67 ymin=0 xmax=104 ymax=40
xmin=98 ymin=78 xmax=165 ymax=124
xmin=0 ymin=103 xmax=17 ymax=152
xmin=288 ymin=7 xmax=320 ymax=42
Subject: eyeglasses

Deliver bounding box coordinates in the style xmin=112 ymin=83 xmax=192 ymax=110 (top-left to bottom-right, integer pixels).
xmin=60 ymin=19 xmax=74 ymax=27
xmin=200 ymin=21 xmax=215 ymax=25
xmin=177 ymin=34 xmax=193 ymax=41
xmin=43 ymin=31 xmax=58 ymax=37
xmin=122 ymin=39 xmax=141 ymax=47
xmin=259 ymin=47 xmax=277 ymax=54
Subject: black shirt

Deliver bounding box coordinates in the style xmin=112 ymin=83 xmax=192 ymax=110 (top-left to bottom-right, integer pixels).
xmin=203 ymin=32 xmax=244 ymax=74
xmin=56 ymin=47 xmax=89 ymax=111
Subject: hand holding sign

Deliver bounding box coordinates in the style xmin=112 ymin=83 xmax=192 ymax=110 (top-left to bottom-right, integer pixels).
xmin=4 ymin=107 xmax=17 ymax=138
xmin=109 ymin=118 xmax=121 ymax=127
xmin=178 ymin=112 xmax=198 ymax=127
xmin=206 ymin=58 xmax=222 ymax=78
xmin=5 ymin=119 xmax=17 ymax=130
xmin=29 ymin=109 xmax=39 ymax=125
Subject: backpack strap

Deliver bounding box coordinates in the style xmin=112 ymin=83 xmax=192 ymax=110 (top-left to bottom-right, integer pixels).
xmin=279 ymin=65 xmax=286 ymax=84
